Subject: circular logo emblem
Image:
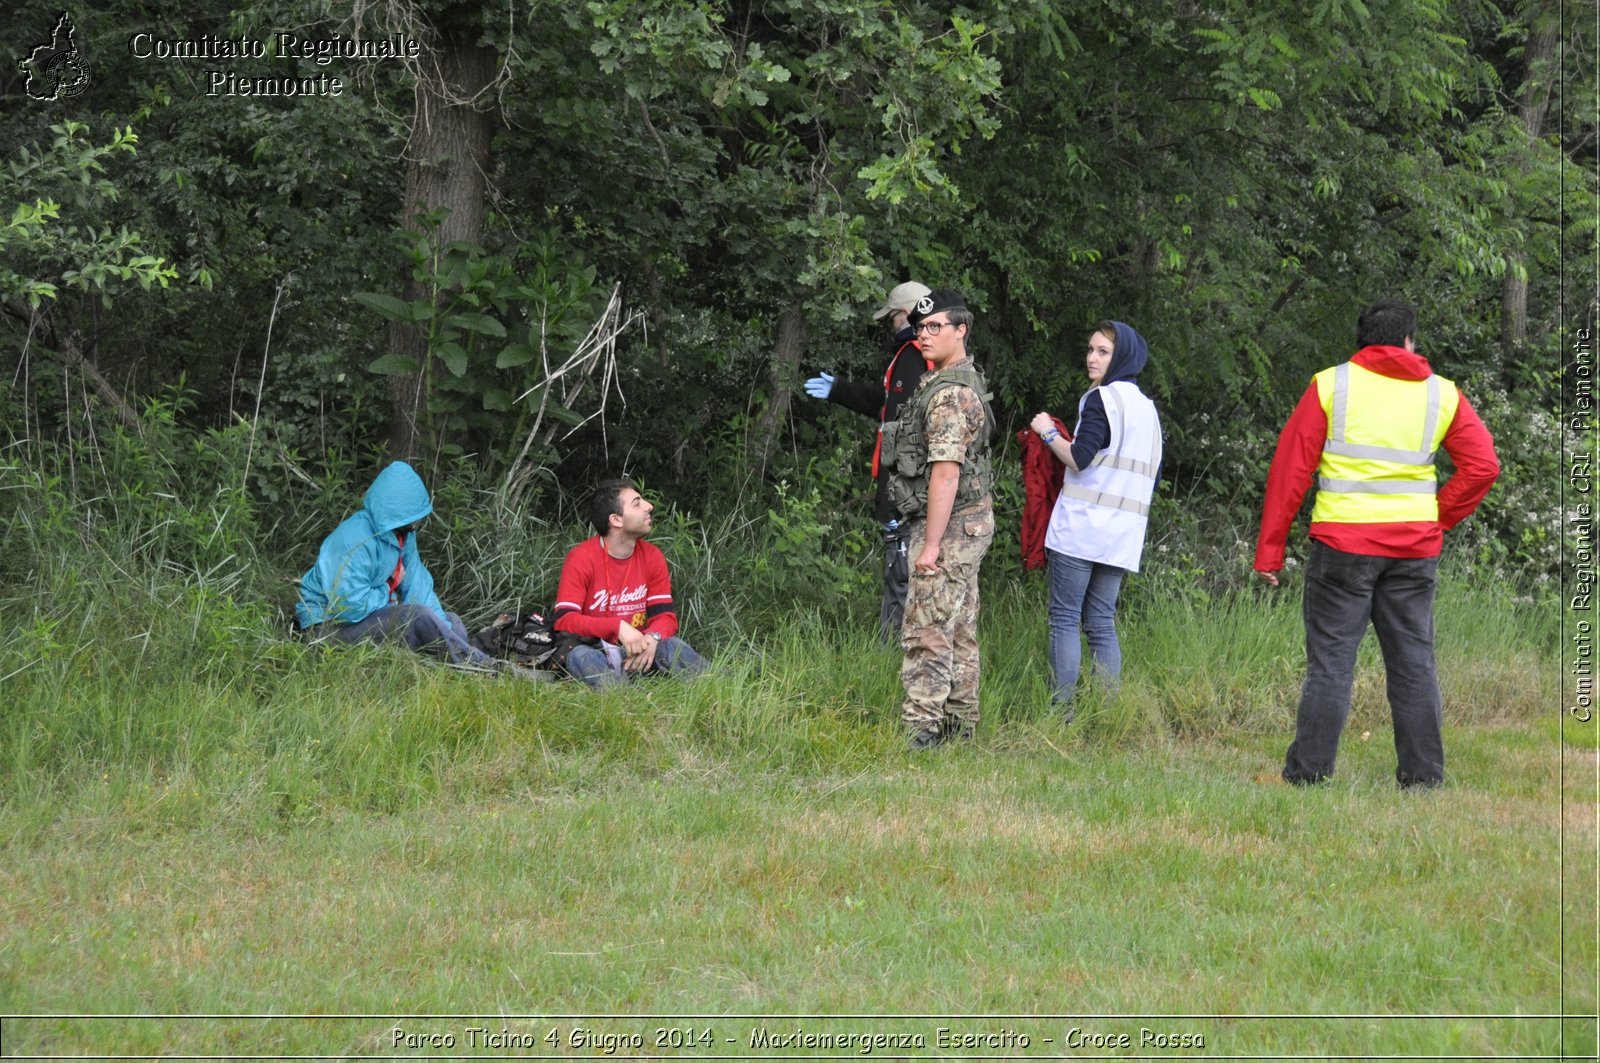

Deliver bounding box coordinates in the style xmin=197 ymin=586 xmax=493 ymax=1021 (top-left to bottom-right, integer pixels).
xmin=914 ymin=296 xmax=934 ymax=315
xmin=46 ymin=52 xmax=91 ymax=98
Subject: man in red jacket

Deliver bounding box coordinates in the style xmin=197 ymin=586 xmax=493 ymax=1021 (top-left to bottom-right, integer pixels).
xmin=552 ymin=479 xmax=707 ymax=687
xmin=1255 ymin=300 xmax=1499 ymax=788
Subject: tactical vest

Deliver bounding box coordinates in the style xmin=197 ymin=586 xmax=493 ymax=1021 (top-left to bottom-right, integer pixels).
xmin=1310 ymin=362 xmax=1460 ymax=525
xmin=880 ymin=361 xmax=995 ymax=519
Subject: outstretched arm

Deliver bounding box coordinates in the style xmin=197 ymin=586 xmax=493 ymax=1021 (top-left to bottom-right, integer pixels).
xmin=827 ymin=375 xmax=887 ymax=419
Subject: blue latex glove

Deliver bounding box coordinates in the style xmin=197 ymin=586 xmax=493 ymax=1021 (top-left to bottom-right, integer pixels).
xmin=804 ymin=372 xmax=834 ymax=399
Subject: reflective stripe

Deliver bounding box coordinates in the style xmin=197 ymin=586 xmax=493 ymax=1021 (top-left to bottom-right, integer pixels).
xmin=1096 ymin=454 xmax=1159 ymax=476
xmin=1317 ymin=477 xmax=1437 ymax=495
xmin=1326 ymin=366 xmax=1440 ymax=465
xmin=1323 ymin=439 xmax=1439 ymax=463
xmin=1057 ymin=481 xmax=1151 ymax=516
xmin=1331 ymin=363 xmax=1349 ymax=442
xmin=1088 ymin=386 xmax=1162 ymax=477
xmin=1419 ymin=374 xmax=1441 ymax=457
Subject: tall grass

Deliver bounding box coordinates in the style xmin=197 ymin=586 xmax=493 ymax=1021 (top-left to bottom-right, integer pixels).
xmin=0 ymin=572 xmax=1557 ymax=833
xmin=0 ymin=406 xmax=1558 ymax=833
xmin=0 ymin=415 xmax=1561 ymax=825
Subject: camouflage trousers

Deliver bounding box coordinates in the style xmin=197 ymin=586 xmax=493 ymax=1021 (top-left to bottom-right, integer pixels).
xmin=900 ymin=504 xmax=995 ymax=730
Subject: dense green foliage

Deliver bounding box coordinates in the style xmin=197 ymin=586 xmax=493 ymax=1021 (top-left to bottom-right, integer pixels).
xmin=1 ymin=0 xmax=1590 ymax=590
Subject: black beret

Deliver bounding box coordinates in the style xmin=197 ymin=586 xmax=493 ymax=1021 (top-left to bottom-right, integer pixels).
xmin=907 ymin=288 xmax=967 ymax=325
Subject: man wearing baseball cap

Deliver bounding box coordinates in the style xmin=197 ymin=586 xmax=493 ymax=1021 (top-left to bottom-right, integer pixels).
xmin=804 ymin=280 xmax=933 ymax=642
xmin=880 ymin=289 xmax=996 ymax=748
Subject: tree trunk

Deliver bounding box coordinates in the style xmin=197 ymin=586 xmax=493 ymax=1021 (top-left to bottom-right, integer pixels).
xmin=386 ymin=32 xmax=496 ymax=463
xmin=1500 ymin=255 xmax=1528 ymax=353
xmin=745 ymin=308 xmax=806 ymax=475
xmin=61 ymin=330 xmax=140 ymax=431
xmin=1501 ymin=11 xmax=1559 ymax=353
xmin=642 ymin=256 xmax=671 ymax=370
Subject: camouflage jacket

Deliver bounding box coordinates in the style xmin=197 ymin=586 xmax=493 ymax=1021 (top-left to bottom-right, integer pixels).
xmin=880 ymin=359 xmax=994 ymax=519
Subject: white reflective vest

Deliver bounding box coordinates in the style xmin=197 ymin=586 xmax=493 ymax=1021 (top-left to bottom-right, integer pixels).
xmin=1045 ymin=380 xmax=1163 ymax=572
xmin=1310 ymin=362 xmax=1459 ymax=525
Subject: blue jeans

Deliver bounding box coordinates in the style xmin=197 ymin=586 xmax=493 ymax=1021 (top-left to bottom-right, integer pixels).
xmin=1046 ymin=548 xmax=1126 ymax=707
xmin=564 ymin=636 xmax=707 ymax=688
xmin=1283 ymin=541 xmax=1443 ymax=787
xmin=320 ymin=604 xmax=495 ymax=667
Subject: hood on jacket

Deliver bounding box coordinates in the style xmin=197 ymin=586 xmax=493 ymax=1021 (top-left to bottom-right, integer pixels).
xmin=1352 ymin=344 xmax=1432 ymax=381
xmin=363 ymin=461 xmax=433 ymax=533
xmin=1099 ymin=321 xmax=1149 ymax=386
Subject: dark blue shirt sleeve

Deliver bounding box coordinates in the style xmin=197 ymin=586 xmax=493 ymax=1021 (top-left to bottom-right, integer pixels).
xmin=1069 ymin=391 xmax=1111 ymax=470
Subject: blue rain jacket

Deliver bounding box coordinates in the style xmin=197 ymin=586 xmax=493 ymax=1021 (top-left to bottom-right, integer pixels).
xmin=294 ymin=461 xmax=446 ymax=628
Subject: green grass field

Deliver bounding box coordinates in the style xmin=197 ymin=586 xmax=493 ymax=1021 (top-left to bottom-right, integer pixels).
xmin=1 ymin=577 xmax=1594 ymax=1059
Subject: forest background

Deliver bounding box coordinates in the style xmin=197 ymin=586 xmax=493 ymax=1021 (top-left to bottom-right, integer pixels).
xmin=1 ymin=0 xmax=1597 ymax=1052
xmin=4 ymin=0 xmax=1592 ymax=603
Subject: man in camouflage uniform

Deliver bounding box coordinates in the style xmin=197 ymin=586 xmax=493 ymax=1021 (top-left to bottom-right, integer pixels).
xmin=883 ymin=289 xmax=995 ymax=749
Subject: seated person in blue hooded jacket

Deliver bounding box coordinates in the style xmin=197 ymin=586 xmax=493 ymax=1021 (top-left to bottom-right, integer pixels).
xmin=295 ymin=461 xmax=494 ymax=667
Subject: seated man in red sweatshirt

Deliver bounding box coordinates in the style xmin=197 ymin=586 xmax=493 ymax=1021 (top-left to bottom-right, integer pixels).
xmin=552 ymin=478 xmax=707 ymax=687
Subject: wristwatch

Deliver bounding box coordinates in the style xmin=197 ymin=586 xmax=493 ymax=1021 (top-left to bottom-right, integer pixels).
xmin=647 ymin=631 xmax=661 ymax=642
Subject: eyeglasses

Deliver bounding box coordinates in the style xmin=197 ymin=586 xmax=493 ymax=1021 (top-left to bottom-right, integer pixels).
xmin=915 ymin=320 xmax=954 ymax=336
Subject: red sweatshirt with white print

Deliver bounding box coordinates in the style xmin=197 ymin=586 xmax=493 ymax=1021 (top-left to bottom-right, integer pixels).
xmin=552 ymin=537 xmax=679 ymax=641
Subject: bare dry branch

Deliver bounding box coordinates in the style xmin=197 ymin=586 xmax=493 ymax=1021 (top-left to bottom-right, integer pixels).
xmin=504 ymin=283 xmax=643 ymax=506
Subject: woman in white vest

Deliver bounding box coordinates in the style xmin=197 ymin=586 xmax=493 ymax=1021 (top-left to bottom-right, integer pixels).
xmin=1028 ymin=321 xmax=1163 ymax=715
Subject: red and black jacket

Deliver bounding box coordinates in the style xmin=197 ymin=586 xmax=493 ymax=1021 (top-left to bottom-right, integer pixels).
xmin=828 ymin=327 xmax=931 ymax=523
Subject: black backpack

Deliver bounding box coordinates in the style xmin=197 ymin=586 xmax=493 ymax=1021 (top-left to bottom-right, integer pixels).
xmin=471 ymin=609 xmax=598 ymax=673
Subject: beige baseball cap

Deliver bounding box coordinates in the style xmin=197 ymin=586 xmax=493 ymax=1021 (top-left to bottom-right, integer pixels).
xmin=873 ymin=281 xmax=932 ymax=319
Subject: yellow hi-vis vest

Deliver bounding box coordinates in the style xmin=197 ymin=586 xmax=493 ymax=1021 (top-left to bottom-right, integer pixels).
xmin=1310 ymin=361 xmax=1459 ymax=525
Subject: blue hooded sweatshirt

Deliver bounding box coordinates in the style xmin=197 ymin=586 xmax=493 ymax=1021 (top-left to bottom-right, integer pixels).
xmin=294 ymin=461 xmax=446 ymax=628
xmin=1069 ymin=321 xmax=1152 ymax=470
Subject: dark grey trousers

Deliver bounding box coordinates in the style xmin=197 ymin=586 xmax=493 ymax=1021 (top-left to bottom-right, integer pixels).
xmin=1284 ymin=541 xmax=1445 ymax=788
xmin=879 ymin=521 xmax=911 ymax=644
